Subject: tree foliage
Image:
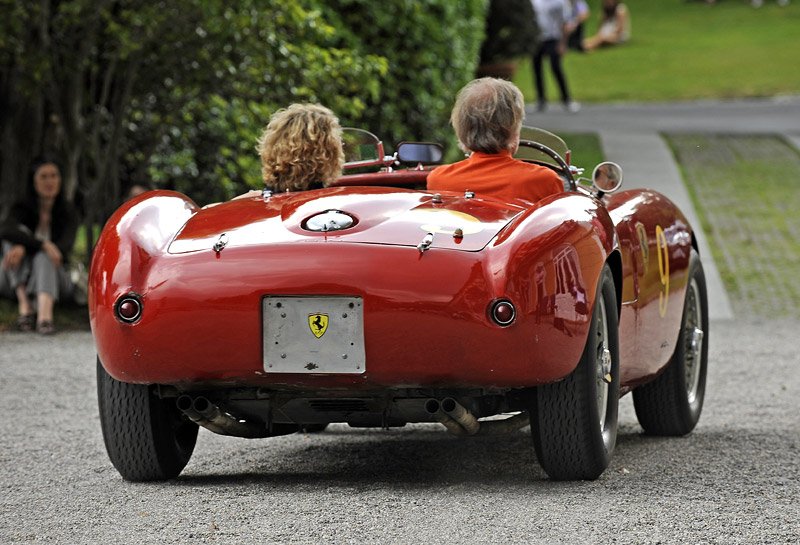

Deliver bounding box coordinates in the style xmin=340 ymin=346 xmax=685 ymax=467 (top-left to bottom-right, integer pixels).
xmin=328 ymin=0 xmax=488 ymax=156
xmin=1 ymin=0 xmax=487 ymax=238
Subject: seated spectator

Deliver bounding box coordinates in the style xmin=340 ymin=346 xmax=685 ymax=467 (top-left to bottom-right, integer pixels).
xmin=426 ymin=78 xmax=563 ymax=204
xmin=0 ymin=157 xmax=79 ymax=334
xmin=583 ymin=0 xmax=631 ymax=51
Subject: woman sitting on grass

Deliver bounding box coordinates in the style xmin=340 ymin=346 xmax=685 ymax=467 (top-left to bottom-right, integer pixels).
xmin=584 ymin=0 xmax=631 ymax=51
xmin=0 ymin=157 xmax=79 ymax=335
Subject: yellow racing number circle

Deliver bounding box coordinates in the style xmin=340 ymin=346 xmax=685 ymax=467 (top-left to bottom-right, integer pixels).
xmin=406 ymin=209 xmax=483 ymax=235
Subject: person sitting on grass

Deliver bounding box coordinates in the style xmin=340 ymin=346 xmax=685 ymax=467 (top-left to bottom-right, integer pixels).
xmin=583 ymin=0 xmax=631 ymax=51
xmin=0 ymin=157 xmax=79 ymax=335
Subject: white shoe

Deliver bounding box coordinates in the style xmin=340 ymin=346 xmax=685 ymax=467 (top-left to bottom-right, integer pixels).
xmin=565 ymin=101 xmax=581 ymax=113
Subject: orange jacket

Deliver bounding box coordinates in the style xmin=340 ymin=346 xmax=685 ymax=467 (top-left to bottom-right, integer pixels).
xmin=427 ymin=150 xmax=563 ymax=204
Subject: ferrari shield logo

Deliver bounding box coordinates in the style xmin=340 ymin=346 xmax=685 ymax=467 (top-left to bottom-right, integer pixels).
xmin=308 ymin=313 xmax=329 ymax=338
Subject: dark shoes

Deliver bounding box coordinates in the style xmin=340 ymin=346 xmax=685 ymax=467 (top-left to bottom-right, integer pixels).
xmin=16 ymin=314 xmax=35 ymax=332
xmin=17 ymin=314 xmax=56 ymax=335
xmin=37 ymin=321 xmax=56 ymax=336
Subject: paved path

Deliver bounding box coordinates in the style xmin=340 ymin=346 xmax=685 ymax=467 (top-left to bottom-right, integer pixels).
xmin=526 ymin=95 xmax=800 ymax=321
xmin=3 ymin=322 xmax=798 ymax=544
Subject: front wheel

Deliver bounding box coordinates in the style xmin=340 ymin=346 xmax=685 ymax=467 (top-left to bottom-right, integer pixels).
xmin=97 ymin=358 xmax=198 ymax=481
xmin=530 ymin=264 xmax=620 ymax=480
xmin=633 ymin=250 xmax=709 ymax=435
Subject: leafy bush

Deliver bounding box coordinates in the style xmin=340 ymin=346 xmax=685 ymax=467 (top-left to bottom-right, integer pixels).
xmin=143 ymin=1 xmax=389 ymax=205
xmin=326 ymin=0 xmax=488 ymax=157
xmin=1 ymin=0 xmax=489 ymax=214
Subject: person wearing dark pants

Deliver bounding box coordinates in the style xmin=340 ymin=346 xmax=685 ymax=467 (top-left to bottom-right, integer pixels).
xmin=532 ymin=0 xmax=580 ymax=113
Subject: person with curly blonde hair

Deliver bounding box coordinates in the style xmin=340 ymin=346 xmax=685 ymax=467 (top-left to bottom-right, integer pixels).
xmin=257 ymin=103 xmax=344 ymax=192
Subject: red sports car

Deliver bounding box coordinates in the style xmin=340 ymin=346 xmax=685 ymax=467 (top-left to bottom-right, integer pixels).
xmin=91 ymin=127 xmax=708 ymax=481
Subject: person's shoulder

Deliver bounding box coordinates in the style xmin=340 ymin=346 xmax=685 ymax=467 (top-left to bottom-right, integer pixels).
xmin=8 ymin=199 xmax=35 ymax=219
xmin=426 ymin=159 xmax=464 ymax=185
xmin=511 ymin=159 xmax=563 ymax=185
xmin=510 ymin=157 xmax=557 ymax=175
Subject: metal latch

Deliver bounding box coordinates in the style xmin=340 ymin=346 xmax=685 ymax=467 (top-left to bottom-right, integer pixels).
xmin=417 ymin=232 xmax=434 ymax=253
xmin=213 ymin=233 xmax=229 ymax=253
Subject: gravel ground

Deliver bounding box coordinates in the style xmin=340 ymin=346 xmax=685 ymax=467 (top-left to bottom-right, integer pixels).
xmin=1 ymin=317 xmax=798 ymax=544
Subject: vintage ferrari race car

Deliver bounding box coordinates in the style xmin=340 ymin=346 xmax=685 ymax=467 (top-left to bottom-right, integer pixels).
xmin=91 ymin=127 xmax=709 ymax=481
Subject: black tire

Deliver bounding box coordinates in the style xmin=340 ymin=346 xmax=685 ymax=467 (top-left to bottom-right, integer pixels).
xmin=633 ymin=250 xmax=709 ymax=436
xmin=97 ymin=358 xmax=198 ymax=481
xmin=530 ymin=264 xmax=620 ymax=480
xmin=301 ymin=424 xmax=328 ymax=433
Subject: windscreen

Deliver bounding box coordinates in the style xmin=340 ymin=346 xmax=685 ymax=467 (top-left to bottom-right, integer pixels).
xmin=515 ymin=126 xmax=570 ymax=167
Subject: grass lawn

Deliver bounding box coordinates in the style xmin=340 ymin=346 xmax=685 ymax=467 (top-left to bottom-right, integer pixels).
xmin=515 ymin=0 xmax=800 ymax=103
xmin=667 ymin=134 xmax=800 ymax=318
xmin=561 ymin=132 xmax=605 ymax=171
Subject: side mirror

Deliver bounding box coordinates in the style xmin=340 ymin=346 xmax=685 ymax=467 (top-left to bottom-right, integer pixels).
xmin=396 ymin=142 xmax=443 ymax=165
xmin=592 ymin=161 xmax=623 ymax=193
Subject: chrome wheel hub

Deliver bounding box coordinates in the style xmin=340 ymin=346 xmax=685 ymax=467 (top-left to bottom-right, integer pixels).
xmin=684 ymin=278 xmax=704 ymax=406
xmin=595 ymin=297 xmax=610 ymax=429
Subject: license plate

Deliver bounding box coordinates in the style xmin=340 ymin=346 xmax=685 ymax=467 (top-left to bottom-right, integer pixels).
xmin=263 ymin=296 xmax=365 ymax=374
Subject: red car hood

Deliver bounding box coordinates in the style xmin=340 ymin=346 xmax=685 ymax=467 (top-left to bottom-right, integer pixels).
xmin=169 ymin=187 xmax=525 ymax=254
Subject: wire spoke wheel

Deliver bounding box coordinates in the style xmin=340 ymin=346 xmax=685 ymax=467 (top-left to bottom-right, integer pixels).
xmin=633 ymin=249 xmax=709 ymax=436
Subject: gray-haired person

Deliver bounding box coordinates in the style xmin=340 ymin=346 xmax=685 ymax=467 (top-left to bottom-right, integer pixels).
xmin=427 ymin=78 xmax=563 ymax=204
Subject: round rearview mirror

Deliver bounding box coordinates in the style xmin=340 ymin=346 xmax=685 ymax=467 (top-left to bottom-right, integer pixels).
xmin=591 ymin=161 xmax=623 ymax=193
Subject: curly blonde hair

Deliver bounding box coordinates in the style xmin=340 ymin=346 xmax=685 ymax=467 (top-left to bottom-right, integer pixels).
xmin=257 ymin=103 xmax=344 ymax=192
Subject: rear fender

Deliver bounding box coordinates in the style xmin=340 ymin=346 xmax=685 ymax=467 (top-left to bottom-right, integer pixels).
xmin=485 ymin=193 xmax=618 ymax=378
xmin=89 ymin=191 xmax=198 ymax=372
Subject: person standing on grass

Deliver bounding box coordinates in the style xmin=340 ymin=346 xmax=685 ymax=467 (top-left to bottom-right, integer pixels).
xmin=567 ymin=0 xmax=591 ymax=52
xmin=531 ymin=0 xmax=580 ymax=113
xmin=0 ymin=157 xmax=78 ymax=335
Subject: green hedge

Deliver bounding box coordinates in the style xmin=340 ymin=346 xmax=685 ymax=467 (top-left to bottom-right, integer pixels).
xmin=0 ymin=0 xmax=489 ymax=213
xmin=146 ymin=1 xmax=487 ymax=203
xmin=325 ymin=0 xmax=488 ymax=157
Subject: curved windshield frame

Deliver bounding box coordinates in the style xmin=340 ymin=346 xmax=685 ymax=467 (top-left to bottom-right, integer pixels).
xmin=514 ymin=126 xmax=570 ymax=167
xmin=342 ymin=128 xmax=386 ymax=169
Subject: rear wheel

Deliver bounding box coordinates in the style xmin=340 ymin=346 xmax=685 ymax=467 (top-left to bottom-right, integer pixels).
xmin=530 ymin=265 xmax=620 ymax=480
xmin=633 ymin=250 xmax=708 ymax=435
xmin=301 ymin=424 xmax=328 ymax=433
xmin=97 ymin=358 xmax=198 ymax=481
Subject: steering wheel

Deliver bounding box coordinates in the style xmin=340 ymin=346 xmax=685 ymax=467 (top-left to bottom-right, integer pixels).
xmin=518 ymin=139 xmax=576 ymax=191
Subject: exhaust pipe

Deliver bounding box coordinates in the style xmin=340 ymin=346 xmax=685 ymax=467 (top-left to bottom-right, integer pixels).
xmin=177 ymin=395 xmax=269 ymax=438
xmin=425 ymin=399 xmax=466 ymax=436
xmin=426 ymin=398 xmax=531 ymax=437
xmin=441 ymin=398 xmax=480 ymax=435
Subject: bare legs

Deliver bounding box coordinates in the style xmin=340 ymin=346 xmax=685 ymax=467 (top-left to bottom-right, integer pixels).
xmin=16 ymin=284 xmax=33 ymax=316
xmin=37 ymin=292 xmax=55 ymax=324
